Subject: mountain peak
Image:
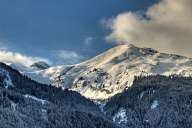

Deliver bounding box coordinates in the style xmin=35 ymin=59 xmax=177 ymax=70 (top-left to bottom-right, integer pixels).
xmin=115 ymin=44 xmax=158 ymax=54
xmin=30 ymin=61 xmax=50 ymax=70
xmin=122 ymin=43 xmax=136 ymax=48
xmin=112 ymin=44 xmax=137 ymax=50
xmin=83 ymin=44 xmax=159 ymax=68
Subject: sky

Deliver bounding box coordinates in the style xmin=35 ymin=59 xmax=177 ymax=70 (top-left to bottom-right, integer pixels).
xmin=1 ymin=0 xmax=191 ymax=66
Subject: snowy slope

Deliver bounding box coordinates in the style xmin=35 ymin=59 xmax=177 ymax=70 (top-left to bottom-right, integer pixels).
xmin=10 ymin=44 xmax=192 ymax=100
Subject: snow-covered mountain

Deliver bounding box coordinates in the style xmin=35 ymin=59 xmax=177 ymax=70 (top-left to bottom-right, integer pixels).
xmin=2 ymin=47 xmax=192 ymax=127
xmin=10 ymin=44 xmax=192 ymax=100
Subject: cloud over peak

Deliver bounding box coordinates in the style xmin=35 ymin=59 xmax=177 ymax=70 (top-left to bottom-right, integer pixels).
xmin=105 ymin=0 xmax=192 ymax=57
xmin=0 ymin=42 xmax=82 ymax=66
xmin=0 ymin=49 xmax=50 ymax=67
xmin=53 ymin=50 xmax=83 ymax=65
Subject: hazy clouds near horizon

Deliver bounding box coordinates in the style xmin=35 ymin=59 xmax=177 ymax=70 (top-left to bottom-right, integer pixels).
xmin=106 ymin=0 xmax=192 ymax=57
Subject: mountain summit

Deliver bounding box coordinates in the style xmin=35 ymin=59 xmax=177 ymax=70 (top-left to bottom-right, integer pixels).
xmin=30 ymin=61 xmax=50 ymax=70
xmin=12 ymin=44 xmax=192 ymax=100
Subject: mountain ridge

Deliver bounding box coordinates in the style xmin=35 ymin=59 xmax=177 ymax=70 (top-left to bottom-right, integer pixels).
xmin=8 ymin=44 xmax=192 ymax=100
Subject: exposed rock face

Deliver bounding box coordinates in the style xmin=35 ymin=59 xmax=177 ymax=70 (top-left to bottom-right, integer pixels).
xmin=104 ymin=75 xmax=192 ymax=128
xmin=0 ymin=63 xmax=120 ymax=128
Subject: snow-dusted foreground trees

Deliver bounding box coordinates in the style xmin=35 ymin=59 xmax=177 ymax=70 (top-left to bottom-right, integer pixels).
xmin=0 ymin=62 xmax=120 ymax=128
xmin=104 ymin=75 xmax=192 ymax=128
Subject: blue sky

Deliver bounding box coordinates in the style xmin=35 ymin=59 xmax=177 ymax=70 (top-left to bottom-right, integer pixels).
xmin=0 ymin=0 xmax=159 ymax=65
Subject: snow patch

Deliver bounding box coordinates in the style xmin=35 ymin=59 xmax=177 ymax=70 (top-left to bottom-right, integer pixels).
xmin=99 ymin=103 xmax=106 ymax=113
xmin=11 ymin=101 xmax=17 ymax=111
xmin=0 ymin=68 xmax=14 ymax=89
xmin=113 ymin=108 xmax=127 ymax=124
xmin=139 ymin=91 xmax=145 ymax=99
xmin=94 ymin=100 xmax=106 ymax=113
xmin=41 ymin=109 xmax=48 ymax=121
xmin=24 ymin=94 xmax=48 ymax=105
xmin=151 ymin=100 xmax=159 ymax=109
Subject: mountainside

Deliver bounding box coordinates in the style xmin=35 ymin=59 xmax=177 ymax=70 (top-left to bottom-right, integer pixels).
xmin=2 ymin=45 xmax=192 ymax=127
xmin=104 ymin=75 xmax=192 ymax=128
xmin=0 ymin=62 xmax=120 ymax=128
xmin=13 ymin=44 xmax=192 ymax=100
xmin=2 ymin=62 xmax=192 ymax=128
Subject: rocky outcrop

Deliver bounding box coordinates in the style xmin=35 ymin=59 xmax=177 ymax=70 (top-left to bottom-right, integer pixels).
xmin=30 ymin=61 xmax=50 ymax=70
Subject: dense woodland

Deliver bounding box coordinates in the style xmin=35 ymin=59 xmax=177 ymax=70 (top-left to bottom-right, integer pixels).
xmin=105 ymin=75 xmax=192 ymax=128
xmin=0 ymin=62 xmax=120 ymax=128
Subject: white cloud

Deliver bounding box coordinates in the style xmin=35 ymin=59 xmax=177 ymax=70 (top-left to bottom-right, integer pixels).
xmin=0 ymin=42 xmax=51 ymax=66
xmin=84 ymin=37 xmax=94 ymax=46
xmin=54 ymin=50 xmax=83 ymax=64
xmin=0 ymin=50 xmax=51 ymax=67
xmin=105 ymin=0 xmax=192 ymax=57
